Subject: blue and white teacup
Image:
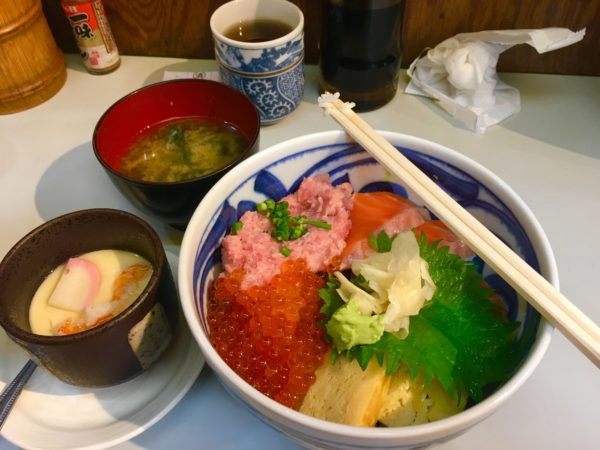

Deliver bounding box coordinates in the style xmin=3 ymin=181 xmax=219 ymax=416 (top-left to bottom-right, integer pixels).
xmin=210 ymin=0 xmax=304 ymax=125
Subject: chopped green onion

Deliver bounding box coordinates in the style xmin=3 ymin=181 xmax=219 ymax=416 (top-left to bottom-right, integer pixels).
xmin=230 ymin=220 xmax=243 ymax=234
xmin=304 ymin=220 xmax=332 ymax=230
xmin=280 ymin=246 xmax=291 ymax=257
xmin=257 ymin=198 xmax=332 ymax=242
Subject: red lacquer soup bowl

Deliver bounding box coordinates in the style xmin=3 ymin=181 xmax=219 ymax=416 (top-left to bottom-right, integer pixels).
xmin=93 ymin=79 xmax=260 ymax=229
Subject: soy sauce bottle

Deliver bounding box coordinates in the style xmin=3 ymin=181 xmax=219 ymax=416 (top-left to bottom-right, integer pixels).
xmin=320 ymin=0 xmax=404 ymax=111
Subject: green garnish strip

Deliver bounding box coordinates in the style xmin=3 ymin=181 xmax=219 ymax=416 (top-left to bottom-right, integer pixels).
xmin=167 ymin=125 xmax=191 ymax=163
xmin=304 ymin=219 xmax=332 ymax=230
xmin=256 ymin=199 xmax=331 ymax=242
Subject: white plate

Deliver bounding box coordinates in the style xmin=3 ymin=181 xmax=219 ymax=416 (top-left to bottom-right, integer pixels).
xmin=0 ymin=313 xmax=204 ymax=450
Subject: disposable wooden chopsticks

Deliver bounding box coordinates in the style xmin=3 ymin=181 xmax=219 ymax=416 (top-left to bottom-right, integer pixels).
xmin=318 ymin=92 xmax=600 ymax=368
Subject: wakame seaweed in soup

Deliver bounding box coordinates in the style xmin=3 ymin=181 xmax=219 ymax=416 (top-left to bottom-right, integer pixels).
xmin=120 ymin=118 xmax=248 ymax=182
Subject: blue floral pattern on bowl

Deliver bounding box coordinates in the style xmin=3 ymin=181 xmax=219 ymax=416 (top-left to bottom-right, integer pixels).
xmin=219 ymin=62 xmax=304 ymax=124
xmin=215 ymin=32 xmax=303 ymax=74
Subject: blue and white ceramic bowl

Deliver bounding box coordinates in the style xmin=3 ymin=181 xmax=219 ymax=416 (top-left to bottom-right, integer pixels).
xmin=179 ymin=131 xmax=556 ymax=450
xmin=210 ymin=0 xmax=304 ymax=124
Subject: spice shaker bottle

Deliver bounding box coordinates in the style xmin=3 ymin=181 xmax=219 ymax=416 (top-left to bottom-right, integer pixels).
xmin=320 ymin=0 xmax=404 ymax=111
xmin=60 ymin=0 xmax=120 ymax=74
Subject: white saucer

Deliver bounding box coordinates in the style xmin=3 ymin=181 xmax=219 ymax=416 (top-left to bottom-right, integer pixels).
xmin=0 ymin=315 xmax=204 ymax=450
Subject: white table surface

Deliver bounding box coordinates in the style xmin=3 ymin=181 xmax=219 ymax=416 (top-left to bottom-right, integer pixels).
xmin=1 ymin=55 xmax=599 ymax=450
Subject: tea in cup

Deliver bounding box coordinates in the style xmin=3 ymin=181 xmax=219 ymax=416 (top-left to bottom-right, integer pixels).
xmin=210 ymin=0 xmax=304 ymax=124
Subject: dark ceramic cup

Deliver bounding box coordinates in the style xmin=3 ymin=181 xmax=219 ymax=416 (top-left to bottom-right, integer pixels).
xmin=93 ymin=79 xmax=261 ymax=230
xmin=0 ymin=209 xmax=178 ymax=387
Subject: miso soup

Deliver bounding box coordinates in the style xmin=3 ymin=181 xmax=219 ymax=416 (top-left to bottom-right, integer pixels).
xmin=120 ymin=118 xmax=248 ymax=183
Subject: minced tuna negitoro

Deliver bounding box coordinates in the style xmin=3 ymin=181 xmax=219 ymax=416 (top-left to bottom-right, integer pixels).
xmin=221 ymin=175 xmax=353 ymax=289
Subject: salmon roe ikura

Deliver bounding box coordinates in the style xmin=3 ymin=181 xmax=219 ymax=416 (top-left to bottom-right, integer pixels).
xmin=208 ymin=259 xmax=330 ymax=409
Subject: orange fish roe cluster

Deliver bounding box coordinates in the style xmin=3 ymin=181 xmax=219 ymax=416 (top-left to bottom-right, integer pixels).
xmin=208 ymin=259 xmax=330 ymax=409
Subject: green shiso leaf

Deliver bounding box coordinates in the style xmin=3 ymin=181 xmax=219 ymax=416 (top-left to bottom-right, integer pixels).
xmin=368 ymin=230 xmax=396 ymax=253
xmin=321 ymin=232 xmax=520 ymax=403
xmin=318 ymin=275 xmax=345 ymax=327
xmin=350 ymin=316 xmax=458 ymax=392
xmin=351 ymin=274 xmax=373 ymax=293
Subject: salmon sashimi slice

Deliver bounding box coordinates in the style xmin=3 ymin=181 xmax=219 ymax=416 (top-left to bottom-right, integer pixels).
xmin=414 ymin=220 xmax=474 ymax=259
xmin=338 ymin=191 xmax=430 ymax=268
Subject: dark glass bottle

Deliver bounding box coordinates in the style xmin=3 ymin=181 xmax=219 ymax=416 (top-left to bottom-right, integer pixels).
xmin=320 ymin=0 xmax=404 ymax=111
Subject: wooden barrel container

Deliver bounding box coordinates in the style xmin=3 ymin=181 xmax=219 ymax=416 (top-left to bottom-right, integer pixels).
xmin=0 ymin=0 xmax=67 ymax=114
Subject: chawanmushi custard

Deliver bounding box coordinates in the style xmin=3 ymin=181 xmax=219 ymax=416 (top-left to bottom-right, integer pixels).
xmin=29 ymin=249 xmax=152 ymax=336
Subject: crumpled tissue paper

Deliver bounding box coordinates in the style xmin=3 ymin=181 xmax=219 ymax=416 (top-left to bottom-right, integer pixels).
xmin=405 ymin=28 xmax=585 ymax=133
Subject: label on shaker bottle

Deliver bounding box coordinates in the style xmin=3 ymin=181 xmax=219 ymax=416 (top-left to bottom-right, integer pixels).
xmin=62 ymin=0 xmax=120 ymax=72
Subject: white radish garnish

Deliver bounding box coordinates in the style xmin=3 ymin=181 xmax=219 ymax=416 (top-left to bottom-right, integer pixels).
xmin=47 ymin=257 xmax=101 ymax=312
